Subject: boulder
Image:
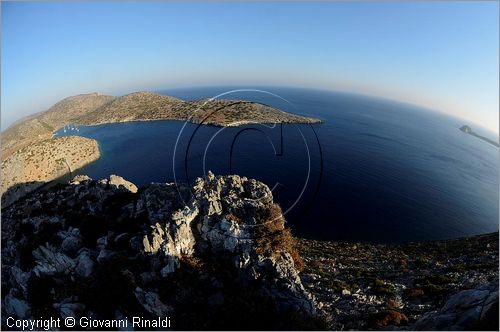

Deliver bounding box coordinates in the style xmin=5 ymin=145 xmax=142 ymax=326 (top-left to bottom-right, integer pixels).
xmin=109 ymin=174 xmax=138 ymax=193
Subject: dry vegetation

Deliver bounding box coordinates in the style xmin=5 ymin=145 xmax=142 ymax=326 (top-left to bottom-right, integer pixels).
xmin=1 ymin=136 xmax=100 ymax=206
xmin=298 ymin=232 xmax=499 ymax=329
xmin=77 ymin=92 xmax=320 ymax=127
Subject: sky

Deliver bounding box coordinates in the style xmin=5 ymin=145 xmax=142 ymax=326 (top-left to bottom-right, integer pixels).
xmin=1 ymin=1 xmax=499 ymax=132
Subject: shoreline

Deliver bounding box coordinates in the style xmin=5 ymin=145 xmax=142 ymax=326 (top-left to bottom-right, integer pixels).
xmin=52 ymin=116 xmax=322 ymax=134
xmin=299 ymin=231 xmax=499 ymax=329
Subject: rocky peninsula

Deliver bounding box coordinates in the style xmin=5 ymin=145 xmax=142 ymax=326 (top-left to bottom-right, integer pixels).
xmin=1 ymin=173 xmax=322 ymax=330
xmin=76 ymin=92 xmax=321 ymax=127
xmin=1 ymin=173 xmax=498 ymax=330
xmin=1 ymin=92 xmax=320 ymax=160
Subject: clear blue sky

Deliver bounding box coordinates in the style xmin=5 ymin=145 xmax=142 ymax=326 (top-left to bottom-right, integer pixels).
xmin=1 ymin=1 xmax=498 ymax=132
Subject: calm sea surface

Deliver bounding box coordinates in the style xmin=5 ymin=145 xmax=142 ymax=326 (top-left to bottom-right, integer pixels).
xmin=56 ymin=87 xmax=499 ymax=242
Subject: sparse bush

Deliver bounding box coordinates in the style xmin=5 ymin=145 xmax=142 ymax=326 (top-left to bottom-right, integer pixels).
xmin=329 ymin=279 xmax=350 ymax=293
xmin=180 ymin=255 xmax=205 ymax=270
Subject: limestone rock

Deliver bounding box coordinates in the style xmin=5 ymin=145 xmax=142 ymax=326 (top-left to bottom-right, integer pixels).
xmin=70 ymin=174 xmax=92 ymax=185
xmin=109 ymin=174 xmax=138 ymax=193
xmin=75 ymin=250 xmax=94 ymax=278
xmin=134 ymin=288 xmax=173 ymax=317
xmin=413 ymin=278 xmax=499 ymax=330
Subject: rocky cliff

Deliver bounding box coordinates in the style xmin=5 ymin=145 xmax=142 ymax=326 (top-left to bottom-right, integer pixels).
xmin=1 ymin=136 xmax=100 ymax=207
xmin=1 ymin=173 xmax=323 ymax=330
xmin=1 ymin=91 xmax=321 ymax=161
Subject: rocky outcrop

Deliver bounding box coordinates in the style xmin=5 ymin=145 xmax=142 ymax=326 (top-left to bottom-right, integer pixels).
xmin=1 ymin=172 xmax=319 ymax=330
xmin=1 ymin=136 xmax=101 ymax=207
xmin=413 ymin=278 xmax=499 ymax=330
xmin=459 ymin=125 xmax=499 ymax=147
xmin=75 ymin=91 xmax=321 ymax=127
xmin=299 ymin=233 xmax=498 ymax=330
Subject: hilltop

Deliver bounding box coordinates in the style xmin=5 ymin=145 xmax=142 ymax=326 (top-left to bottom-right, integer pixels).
xmin=1 ymin=91 xmax=320 ymax=160
xmin=1 ymin=173 xmax=322 ymax=330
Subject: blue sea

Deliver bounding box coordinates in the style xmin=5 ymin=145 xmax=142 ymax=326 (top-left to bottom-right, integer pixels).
xmin=56 ymin=87 xmax=499 ymax=243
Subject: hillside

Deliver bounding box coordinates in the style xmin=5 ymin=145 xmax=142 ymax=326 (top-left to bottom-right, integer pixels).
xmin=1 ymin=93 xmax=114 ymax=158
xmin=1 ymin=136 xmax=100 ymax=206
xmin=1 ymin=173 xmax=322 ymax=330
xmin=1 ymin=173 xmax=497 ymax=330
xmin=1 ymin=91 xmax=320 ymax=160
xmin=299 ymin=233 xmax=498 ymax=330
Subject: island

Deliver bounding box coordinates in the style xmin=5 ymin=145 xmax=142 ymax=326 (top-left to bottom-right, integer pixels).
xmin=1 ymin=92 xmax=321 ymax=205
xmin=459 ymin=125 xmax=499 ymax=147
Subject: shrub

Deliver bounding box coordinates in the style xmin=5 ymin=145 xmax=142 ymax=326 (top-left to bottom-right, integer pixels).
xmin=180 ymin=255 xmax=205 ymax=270
xmin=253 ymin=204 xmax=304 ymax=271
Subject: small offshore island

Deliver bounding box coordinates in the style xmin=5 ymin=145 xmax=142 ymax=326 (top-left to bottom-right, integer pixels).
xmin=1 ymin=173 xmax=498 ymax=330
xmin=1 ymin=92 xmax=320 ymax=205
xmin=459 ymin=125 xmax=499 ymax=147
